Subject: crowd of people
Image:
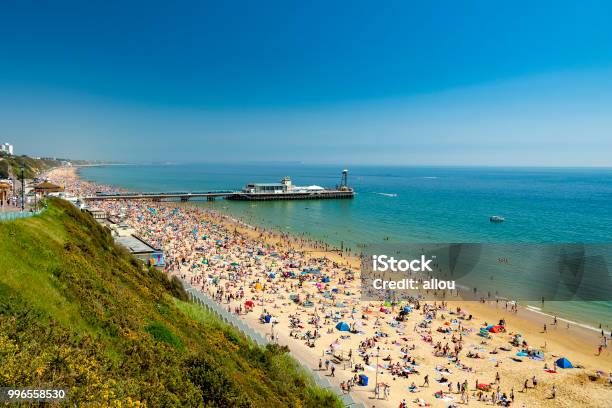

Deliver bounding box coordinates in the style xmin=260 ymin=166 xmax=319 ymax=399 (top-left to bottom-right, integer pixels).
xmin=45 ymin=167 xmax=612 ymax=408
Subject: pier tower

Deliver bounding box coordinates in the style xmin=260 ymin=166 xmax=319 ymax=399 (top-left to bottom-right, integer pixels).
xmin=339 ymin=169 xmax=349 ymax=190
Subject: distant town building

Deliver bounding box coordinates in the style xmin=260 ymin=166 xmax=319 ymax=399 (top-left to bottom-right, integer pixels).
xmin=0 ymin=143 xmax=13 ymax=155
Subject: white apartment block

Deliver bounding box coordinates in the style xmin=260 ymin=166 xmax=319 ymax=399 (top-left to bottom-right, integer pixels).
xmin=0 ymin=143 xmax=14 ymax=155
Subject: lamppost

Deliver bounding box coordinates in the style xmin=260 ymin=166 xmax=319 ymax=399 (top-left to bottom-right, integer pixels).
xmin=374 ymin=345 xmax=380 ymax=396
xmin=20 ymin=166 xmax=25 ymax=211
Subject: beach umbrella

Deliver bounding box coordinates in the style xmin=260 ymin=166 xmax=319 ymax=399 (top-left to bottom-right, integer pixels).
xmin=383 ymin=301 xmax=392 ymax=307
xmin=245 ymin=300 xmax=254 ymax=307
xmin=555 ymin=357 xmax=573 ymax=368
xmin=335 ymin=322 xmax=350 ymax=331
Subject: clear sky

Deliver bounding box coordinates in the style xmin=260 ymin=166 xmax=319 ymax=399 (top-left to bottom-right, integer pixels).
xmin=1 ymin=1 xmax=612 ymax=166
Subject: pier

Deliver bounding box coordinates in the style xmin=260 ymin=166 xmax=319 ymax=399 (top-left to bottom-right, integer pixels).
xmin=83 ymin=189 xmax=354 ymax=202
xmin=84 ymin=191 xmax=235 ymax=202
xmin=83 ymin=170 xmax=355 ymax=202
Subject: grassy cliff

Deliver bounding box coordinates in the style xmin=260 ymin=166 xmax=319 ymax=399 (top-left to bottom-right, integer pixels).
xmin=0 ymin=199 xmax=342 ymax=407
xmin=0 ymin=154 xmax=62 ymax=179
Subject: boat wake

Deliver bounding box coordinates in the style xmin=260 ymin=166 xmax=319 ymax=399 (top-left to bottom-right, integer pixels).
xmin=375 ymin=192 xmax=398 ymax=197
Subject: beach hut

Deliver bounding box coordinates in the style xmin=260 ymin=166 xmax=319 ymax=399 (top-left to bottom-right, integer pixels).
xmin=335 ymin=322 xmax=350 ymax=331
xmin=555 ymin=357 xmax=573 ymax=369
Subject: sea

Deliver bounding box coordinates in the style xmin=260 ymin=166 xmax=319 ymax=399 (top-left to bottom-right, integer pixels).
xmin=79 ymin=163 xmax=612 ymax=330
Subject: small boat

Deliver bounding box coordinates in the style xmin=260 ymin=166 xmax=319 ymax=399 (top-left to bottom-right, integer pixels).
xmin=490 ymin=215 xmax=505 ymax=223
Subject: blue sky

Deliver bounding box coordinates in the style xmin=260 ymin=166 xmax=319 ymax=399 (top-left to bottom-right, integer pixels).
xmin=1 ymin=1 xmax=612 ymax=165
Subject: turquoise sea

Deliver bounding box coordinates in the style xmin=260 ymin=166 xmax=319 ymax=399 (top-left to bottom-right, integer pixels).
xmin=80 ymin=163 xmax=612 ymax=329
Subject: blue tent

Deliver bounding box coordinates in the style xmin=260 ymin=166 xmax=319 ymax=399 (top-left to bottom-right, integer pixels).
xmin=264 ymin=314 xmax=271 ymax=324
xmin=555 ymin=357 xmax=573 ymax=368
xmin=269 ymin=272 xmax=276 ymax=278
xmin=335 ymin=322 xmax=350 ymax=331
xmin=358 ymin=374 xmax=368 ymax=386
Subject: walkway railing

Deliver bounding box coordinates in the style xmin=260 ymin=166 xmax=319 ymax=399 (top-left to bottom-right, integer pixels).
xmin=181 ymin=280 xmax=365 ymax=408
xmin=0 ymin=210 xmax=43 ymax=222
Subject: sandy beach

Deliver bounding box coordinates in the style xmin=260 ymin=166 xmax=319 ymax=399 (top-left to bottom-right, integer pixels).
xmin=46 ymin=166 xmax=612 ymax=407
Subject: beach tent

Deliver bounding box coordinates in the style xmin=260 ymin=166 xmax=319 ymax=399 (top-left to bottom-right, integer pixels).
xmin=403 ymin=306 xmax=412 ymax=313
xmin=269 ymin=272 xmax=276 ymax=278
xmin=322 ymin=277 xmax=331 ymax=283
xmin=489 ymin=325 xmax=505 ymax=333
xmin=358 ymin=374 xmax=368 ymax=386
xmin=555 ymin=357 xmax=573 ymax=369
xmin=335 ymin=322 xmax=350 ymax=331
xmin=245 ymin=300 xmax=254 ymax=308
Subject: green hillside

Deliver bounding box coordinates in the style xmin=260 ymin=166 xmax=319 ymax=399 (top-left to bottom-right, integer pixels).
xmin=0 ymin=154 xmax=62 ymax=179
xmin=0 ymin=199 xmax=342 ymax=407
